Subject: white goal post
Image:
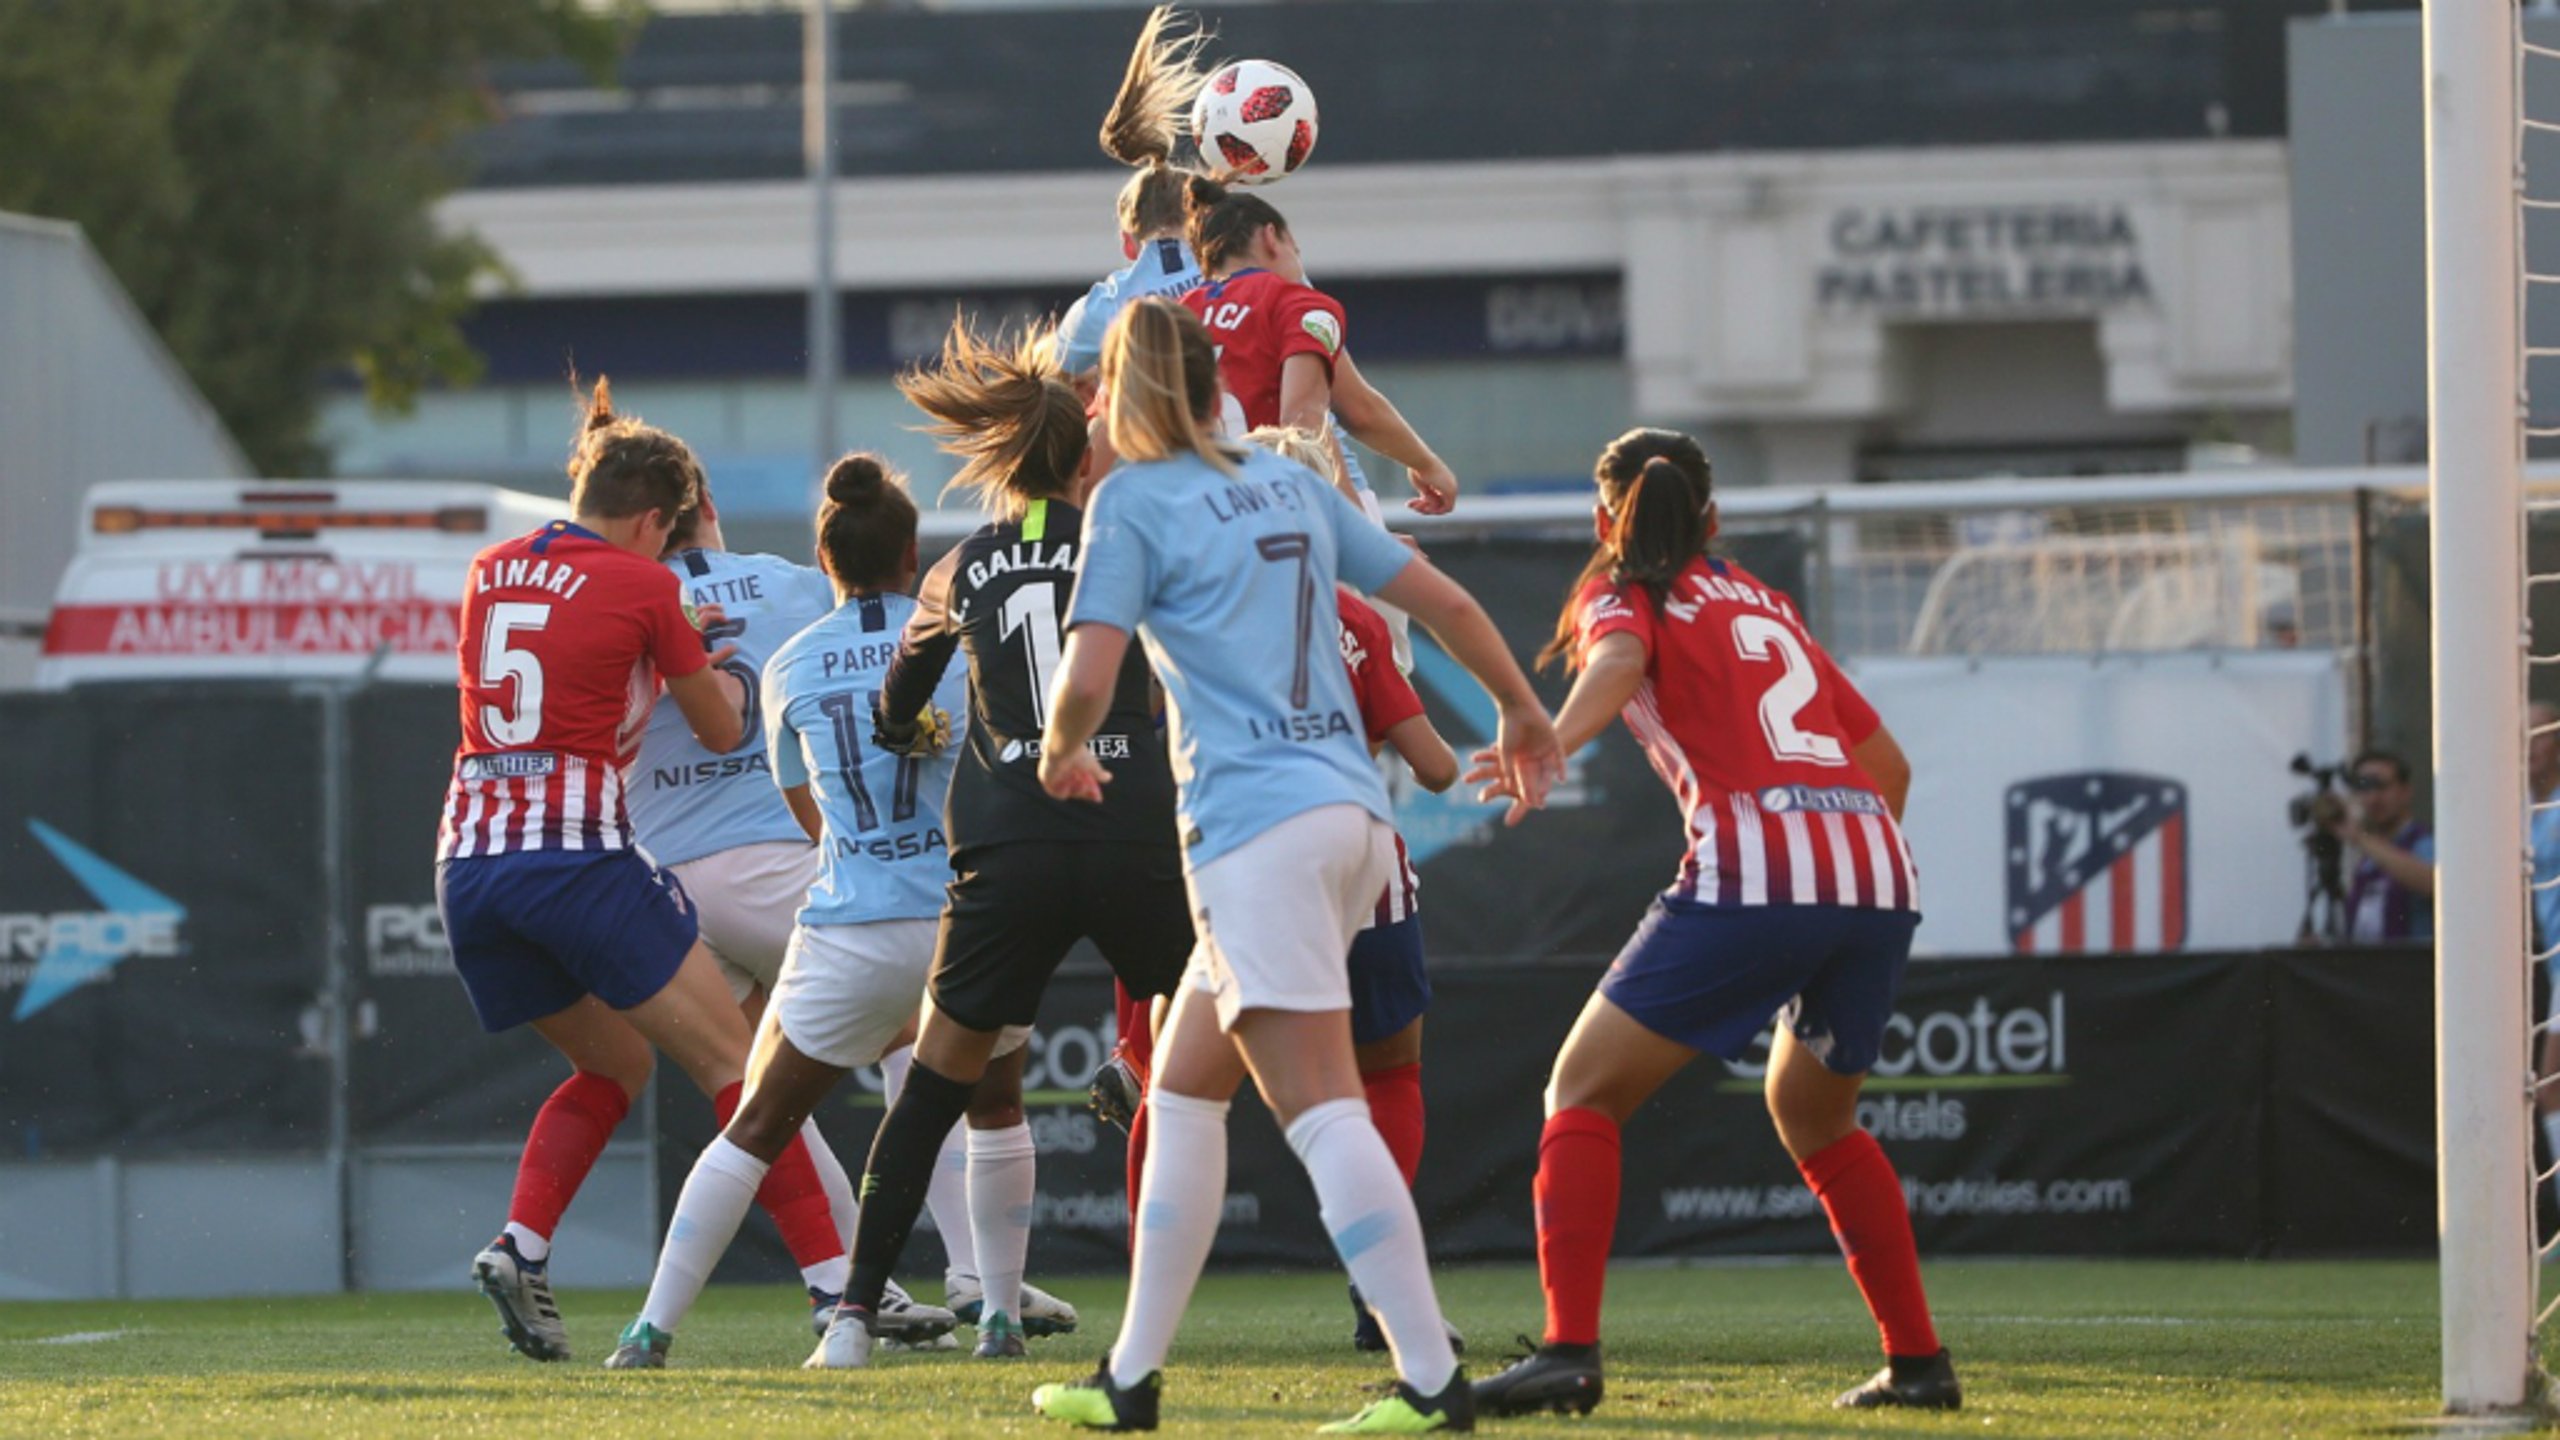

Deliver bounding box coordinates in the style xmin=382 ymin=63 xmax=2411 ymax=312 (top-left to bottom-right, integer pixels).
xmin=2426 ymin=0 xmax=2535 ymax=1415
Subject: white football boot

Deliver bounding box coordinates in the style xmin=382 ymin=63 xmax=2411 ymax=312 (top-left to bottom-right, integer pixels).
xmin=804 ymin=1306 xmax=876 ymax=1370
xmin=471 ymin=1235 xmax=569 ymax=1362
xmin=946 ymin=1273 xmax=1079 ymax=1337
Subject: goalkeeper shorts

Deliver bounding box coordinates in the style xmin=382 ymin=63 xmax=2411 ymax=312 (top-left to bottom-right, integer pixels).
xmin=927 ymin=838 xmax=1193 ymax=1034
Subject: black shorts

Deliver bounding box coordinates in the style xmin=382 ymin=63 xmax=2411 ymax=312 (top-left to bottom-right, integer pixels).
xmin=928 ymin=840 xmax=1193 ymax=1033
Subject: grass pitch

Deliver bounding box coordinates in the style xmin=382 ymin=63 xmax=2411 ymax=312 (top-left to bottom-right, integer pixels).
xmin=0 ymin=1260 xmax=2467 ymax=1437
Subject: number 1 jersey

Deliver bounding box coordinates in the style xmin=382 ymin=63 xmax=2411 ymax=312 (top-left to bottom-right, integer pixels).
xmin=1575 ymin=556 xmax=1919 ymax=912
xmin=882 ymin=498 xmax=1176 ymax=859
xmin=441 ymin=521 xmax=711 ymax=861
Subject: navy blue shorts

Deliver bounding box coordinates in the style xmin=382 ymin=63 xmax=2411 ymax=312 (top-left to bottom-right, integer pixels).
xmin=436 ymin=849 xmax=700 ymax=1033
xmin=1599 ymin=897 xmax=1918 ymax=1075
xmin=1348 ymin=914 xmax=1430 ymax=1046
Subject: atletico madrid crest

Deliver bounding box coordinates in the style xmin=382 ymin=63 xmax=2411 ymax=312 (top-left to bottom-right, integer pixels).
xmin=2005 ymin=771 xmax=2188 ymax=954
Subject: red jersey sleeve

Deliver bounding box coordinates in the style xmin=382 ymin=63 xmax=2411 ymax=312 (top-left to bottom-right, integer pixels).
xmin=1816 ymin=643 xmax=1881 ymax=745
xmin=639 ymin=566 xmax=710 ymax=681
xmin=1573 ymin=577 xmax=1654 ymax=660
xmin=1337 ymin=592 xmax=1423 ymax=745
xmin=1276 ymin=286 xmax=1348 ymax=378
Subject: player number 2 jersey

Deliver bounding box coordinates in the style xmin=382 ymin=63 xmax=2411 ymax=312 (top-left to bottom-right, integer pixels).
xmin=440 ymin=521 xmax=709 ymax=861
xmin=1577 ymin=556 xmax=1919 ymax=912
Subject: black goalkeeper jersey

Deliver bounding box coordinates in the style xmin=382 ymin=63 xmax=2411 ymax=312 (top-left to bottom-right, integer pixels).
xmin=881 ymin=498 xmax=1176 ymax=859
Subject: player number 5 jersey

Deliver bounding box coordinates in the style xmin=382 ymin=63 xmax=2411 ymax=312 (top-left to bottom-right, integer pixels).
xmin=1577 ymin=556 xmax=1919 ymax=912
xmin=440 ymin=521 xmax=710 ymax=862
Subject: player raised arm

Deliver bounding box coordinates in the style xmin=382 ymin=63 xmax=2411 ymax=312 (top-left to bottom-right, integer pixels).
xmin=1368 ymin=553 xmax=1561 ymax=825
xmin=1466 ymin=630 xmax=1644 ymax=803
xmin=1332 ymin=352 xmax=1457 ymax=515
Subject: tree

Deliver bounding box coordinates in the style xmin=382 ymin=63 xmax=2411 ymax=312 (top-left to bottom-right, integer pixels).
xmin=0 ymin=0 xmax=638 ymax=475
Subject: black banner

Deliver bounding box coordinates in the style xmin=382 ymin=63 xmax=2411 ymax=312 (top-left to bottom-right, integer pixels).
xmin=0 ymin=684 xmax=2438 ymax=1273
xmin=661 ymin=948 xmax=2437 ymax=1285
xmin=0 ymin=688 xmax=329 ymax=1154
xmin=344 ymin=685 xmax=567 ymax=1145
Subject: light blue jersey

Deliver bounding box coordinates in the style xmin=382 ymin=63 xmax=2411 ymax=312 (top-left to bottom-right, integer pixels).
xmin=1060 ymin=237 xmax=1206 ymax=374
xmin=764 ymin=592 xmax=969 ymax=926
xmin=1066 ymin=446 xmax=1415 ymax=867
xmin=628 ymin=549 xmax=837 ymax=867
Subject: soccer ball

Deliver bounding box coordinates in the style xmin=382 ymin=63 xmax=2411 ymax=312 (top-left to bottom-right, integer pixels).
xmin=1191 ymin=59 xmax=1318 ymax=184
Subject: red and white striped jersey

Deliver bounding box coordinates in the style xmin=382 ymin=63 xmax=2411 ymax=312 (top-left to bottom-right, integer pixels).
xmin=1576 ymin=557 xmax=1918 ymax=912
xmin=437 ymin=521 xmax=709 ymax=861
xmin=1339 ymin=590 xmax=1422 ymax=927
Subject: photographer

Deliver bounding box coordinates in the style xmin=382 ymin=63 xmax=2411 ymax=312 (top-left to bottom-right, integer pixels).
xmin=2328 ymin=749 xmax=2435 ymax=945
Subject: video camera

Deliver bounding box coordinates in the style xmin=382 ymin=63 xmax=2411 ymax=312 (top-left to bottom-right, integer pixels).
xmin=2288 ymin=753 xmax=2350 ymax=941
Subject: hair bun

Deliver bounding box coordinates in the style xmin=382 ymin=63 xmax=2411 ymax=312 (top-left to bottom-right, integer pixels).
xmin=1184 ymin=174 xmax=1229 ymax=213
xmin=582 ymin=376 xmax=618 ymax=433
xmin=824 ymin=453 xmax=888 ymax=504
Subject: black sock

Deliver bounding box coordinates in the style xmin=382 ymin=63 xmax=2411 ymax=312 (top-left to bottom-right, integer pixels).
xmin=847 ymin=1059 xmax=976 ymax=1311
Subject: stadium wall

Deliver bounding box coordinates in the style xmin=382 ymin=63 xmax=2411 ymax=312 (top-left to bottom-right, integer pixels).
xmin=340 ymin=140 xmax=2290 ymax=511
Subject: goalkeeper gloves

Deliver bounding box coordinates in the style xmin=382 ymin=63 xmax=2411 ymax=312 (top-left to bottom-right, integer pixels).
xmin=874 ymin=699 xmax=954 ymax=758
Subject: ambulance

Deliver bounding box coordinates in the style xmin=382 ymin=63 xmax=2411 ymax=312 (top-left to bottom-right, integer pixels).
xmin=36 ymin=480 xmax=568 ymax=688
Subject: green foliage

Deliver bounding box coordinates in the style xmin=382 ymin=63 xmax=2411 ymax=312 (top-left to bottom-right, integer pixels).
xmin=0 ymin=0 xmax=641 ymax=475
xmin=0 ymin=1262 xmax=2457 ymax=1438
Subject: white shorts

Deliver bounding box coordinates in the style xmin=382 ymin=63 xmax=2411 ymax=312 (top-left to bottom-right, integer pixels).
xmin=1184 ymin=802 xmax=1396 ymax=1031
xmin=769 ymin=918 xmax=939 ymax=1071
xmin=670 ymin=841 xmax=820 ymax=1001
xmin=769 ymin=918 xmax=1034 ymax=1072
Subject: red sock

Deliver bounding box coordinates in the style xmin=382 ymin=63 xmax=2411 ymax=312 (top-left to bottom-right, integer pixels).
xmin=713 ymin=1082 xmax=845 ymax=1269
xmin=1115 ymin=985 xmax=1156 ymax=1252
xmin=1799 ymin=1129 xmax=1939 ymax=1357
xmin=508 ymin=1070 xmax=631 ymax=1241
xmin=1362 ymin=1062 xmax=1426 ymax=1188
xmin=1115 ymin=984 xmax=1155 ymax=1089
xmin=1534 ymin=1107 xmax=1621 ymax=1347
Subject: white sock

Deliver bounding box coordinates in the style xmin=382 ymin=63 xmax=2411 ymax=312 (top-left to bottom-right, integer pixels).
xmin=800 ymin=1117 xmax=857 ymax=1290
xmin=1109 ymin=1089 xmax=1230 ymax=1388
xmin=1285 ymin=1098 xmax=1457 ymax=1395
xmin=502 ymin=1221 xmax=550 ymax=1264
xmin=637 ymin=1136 xmax=767 ymax=1334
xmin=883 ymin=1044 xmax=975 ymax=1286
xmin=929 ymin=1117 xmax=975 ymax=1284
xmin=967 ymin=1122 xmax=1037 ymax=1322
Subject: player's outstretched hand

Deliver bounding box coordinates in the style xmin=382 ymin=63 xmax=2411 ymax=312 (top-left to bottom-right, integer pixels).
xmin=1487 ymin=701 xmax=1564 ymax=827
xmin=1040 ymin=743 xmax=1111 ymax=804
xmin=1406 ymin=459 xmax=1458 ymax=516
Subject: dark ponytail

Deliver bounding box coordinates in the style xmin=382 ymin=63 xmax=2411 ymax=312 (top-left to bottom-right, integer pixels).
xmin=815 ymin=453 xmax=919 ymax=593
xmin=1539 ymin=429 xmax=1714 ymax=670
xmin=1607 ymin=459 xmax=1706 ymax=593
xmin=1185 ymin=174 xmax=1288 ymax=276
